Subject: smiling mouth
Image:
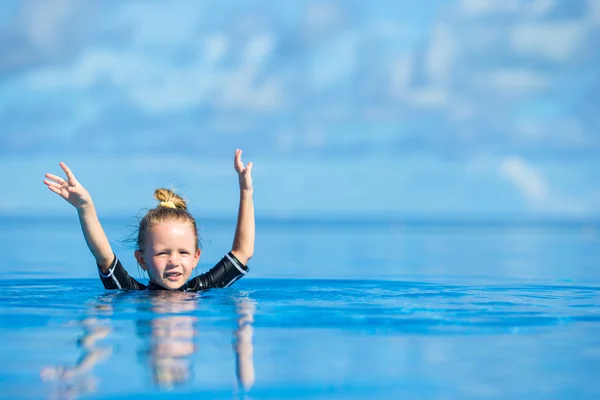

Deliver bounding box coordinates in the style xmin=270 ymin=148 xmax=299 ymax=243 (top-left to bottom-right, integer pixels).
xmin=165 ymin=272 xmax=182 ymax=281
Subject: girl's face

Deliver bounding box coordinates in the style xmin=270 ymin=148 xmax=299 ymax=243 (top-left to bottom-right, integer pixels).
xmin=135 ymin=220 xmax=201 ymax=289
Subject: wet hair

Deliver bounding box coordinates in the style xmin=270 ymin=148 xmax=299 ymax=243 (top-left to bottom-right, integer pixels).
xmin=136 ymin=189 xmax=200 ymax=252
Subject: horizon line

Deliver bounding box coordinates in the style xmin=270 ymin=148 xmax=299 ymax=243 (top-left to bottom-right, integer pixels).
xmin=1 ymin=212 xmax=599 ymax=228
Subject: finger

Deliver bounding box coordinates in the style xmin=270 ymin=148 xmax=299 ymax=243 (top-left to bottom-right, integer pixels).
xmin=47 ymin=185 xmax=62 ymax=195
xmin=245 ymin=162 xmax=253 ymax=175
xmin=43 ymin=180 xmax=63 ymax=189
xmin=234 ymin=150 xmax=243 ymax=173
xmin=60 ymin=162 xmax=78 ymax=185
xmin=45 ymin=173 xmax=66 ymax=184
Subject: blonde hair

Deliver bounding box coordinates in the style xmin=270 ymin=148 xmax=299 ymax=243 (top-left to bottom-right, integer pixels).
xmin=154 ymin=188 xmax=187 ymax=210
xmin=136 ymin=188 xmax=200 ymax=251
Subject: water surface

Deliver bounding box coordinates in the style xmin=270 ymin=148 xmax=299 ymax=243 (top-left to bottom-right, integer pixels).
xmin=0 ymin=216 xmax=599 ymax=399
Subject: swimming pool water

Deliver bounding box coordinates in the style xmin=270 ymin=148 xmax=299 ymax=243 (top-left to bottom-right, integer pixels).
xmin=0 ymin=216 xmax=599 ymax=399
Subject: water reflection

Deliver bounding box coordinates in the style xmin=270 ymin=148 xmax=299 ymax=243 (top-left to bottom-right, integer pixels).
xmin=41 ymin=291 xmax=256 ymax=398
xmin=137 ymin=291 xmax=199 ymax=389
xmin=137 ymin=291 xmax=256 ymax=392
xmin=40 ymin=297 xmax=115 ymax=400
xmin=233 ymin=299 xmax=256 ymax=392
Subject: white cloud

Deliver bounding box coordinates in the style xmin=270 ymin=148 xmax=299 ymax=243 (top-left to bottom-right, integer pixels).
xmin=128 ymin=72 xmax=214 ymax=113
xmin=244 ymin=34 xmax=275 ymax=69
xmin=516 ymin=118 xmax=593 ymax=148
xmin=404 ymin=88 xmax=448 ymax=108
xmin=390 ymin=53 xmax=449 ymax=108
xmin=390 ymin=56 xmax=449 ymax=108
xmin=390 ymin=56 xmax=414 ymax=96
xmin=509 ymin=22 xmax=587 ymax=61
xmin=515 ymin=119 xmax=545 ymax=140
xmin=553 ymin=119 xmax=592 ymax=147
xmin=425 ymin=23 xmax=457 ymax=85
xmin=304 ymin=127 xmax=326 ymax=149
xmin=24 ymin=43 xmax=284 ymax=113
xmin=19 ymin=0 xmax=79 ymax=51
xmin=499 ymin=156 xmax=587 ymax=214
xmin=205 ymin=35 xmax=229 ymax=64
xmin=115 ymin=2 xmax=204 ymax=48
xmin=448 ymin=100 xmax=476 ymax=122
xmin=527 ymin=0 xmax=555 ymax=17
xmin=26 ymin=49 xmax=141 ymax=89
xmin=589 ymin=0 xmax=600 ymax=25
xmin=366 ymin=19 xmax=407 ymax=38
xmin=461 ymin=0 xmax=553 ymax=18
xmin=458 ymin=0 xmax=521 ymax=17
xmin=24 ymin=49 xmax=209 ymax=112
xmin=305 ymin=1 xmax=343 ymax=32
xmin=499 ymin=156 xmax=548 ymax=203
xmin=475 ymin=69 xmax=549 ymax=93
xmin=218 ymin=70 xmax=284 ymax=111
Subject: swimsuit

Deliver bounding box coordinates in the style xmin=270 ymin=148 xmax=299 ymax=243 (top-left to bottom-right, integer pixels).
xmin=98 ymin=252 xmax=248 ymax=291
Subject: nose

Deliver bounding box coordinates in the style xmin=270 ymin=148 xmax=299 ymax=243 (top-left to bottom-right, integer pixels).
xmin=168 ymin=252 xmax=181 ymax=266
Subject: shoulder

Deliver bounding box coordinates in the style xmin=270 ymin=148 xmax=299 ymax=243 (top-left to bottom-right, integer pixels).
xmin=185 ymin=252 xmax=250 ymax=291
xmin=97 ymin=254 xmax=146 ymax=290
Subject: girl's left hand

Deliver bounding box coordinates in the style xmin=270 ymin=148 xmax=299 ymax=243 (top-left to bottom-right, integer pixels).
xmin=234 ymin=149 xmax=253 ymax=191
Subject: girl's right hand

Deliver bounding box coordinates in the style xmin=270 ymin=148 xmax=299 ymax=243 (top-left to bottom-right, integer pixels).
xmin=44 ymin=162 xmax=93 ymax=209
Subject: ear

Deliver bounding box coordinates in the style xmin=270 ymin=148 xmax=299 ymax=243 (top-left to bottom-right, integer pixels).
xmin=135 ymin=250 xmax=148 ymax=271
xmin=193 ymin=249 xmax=202 ymax=269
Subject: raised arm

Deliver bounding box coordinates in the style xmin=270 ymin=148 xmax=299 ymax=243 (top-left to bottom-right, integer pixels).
xmin=44 ymin=162 xmax=114 ymax=273
xmin=231 ymin=149 xmax=255 ymax=266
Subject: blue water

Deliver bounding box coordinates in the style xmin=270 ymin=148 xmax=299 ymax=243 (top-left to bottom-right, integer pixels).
xmin=1 ymin=216 xmax=599 ymax=399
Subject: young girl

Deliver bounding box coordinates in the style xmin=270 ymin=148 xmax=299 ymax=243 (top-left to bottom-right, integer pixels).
xmin=43 ymin=149 xmax=254 ymax=292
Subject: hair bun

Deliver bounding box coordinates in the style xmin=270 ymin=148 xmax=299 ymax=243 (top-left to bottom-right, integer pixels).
xmin=154 ymin=188 xmax=187 ymax=210
xmin=159 ymin=200 xmax=177 ymax=209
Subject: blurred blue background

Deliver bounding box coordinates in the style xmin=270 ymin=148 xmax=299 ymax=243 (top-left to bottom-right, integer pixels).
xmin=2 ymin=5 xmax=600 ymax=398
xmin=1 ymin=0 xmax=599 ymax=219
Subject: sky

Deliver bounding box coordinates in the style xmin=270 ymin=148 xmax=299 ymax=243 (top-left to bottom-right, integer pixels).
xmin=1 ymin=0 xmax=599 ymax=218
